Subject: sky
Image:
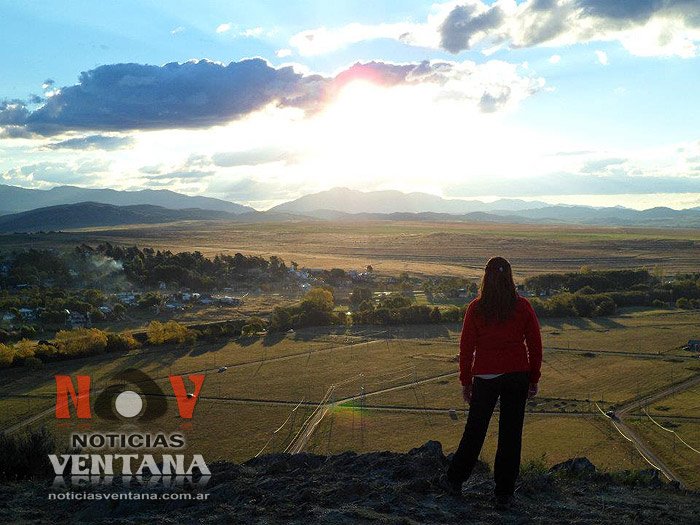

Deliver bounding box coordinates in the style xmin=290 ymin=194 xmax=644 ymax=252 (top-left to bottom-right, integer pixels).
xmin=1 ymin=0 xmax=700 ymax=211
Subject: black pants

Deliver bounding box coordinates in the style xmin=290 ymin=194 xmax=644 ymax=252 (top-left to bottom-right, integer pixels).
xmin=447 ymin=371 xmax=529 ymax=496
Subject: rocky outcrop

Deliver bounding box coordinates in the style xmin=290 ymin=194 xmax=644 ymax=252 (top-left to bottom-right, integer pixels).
xmin=0 ymin=441 xmax=697 ymax=524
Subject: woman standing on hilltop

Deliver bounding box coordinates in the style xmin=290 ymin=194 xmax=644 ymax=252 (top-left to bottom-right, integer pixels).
xmin=441 ymin=256 xmax=542 ymax=510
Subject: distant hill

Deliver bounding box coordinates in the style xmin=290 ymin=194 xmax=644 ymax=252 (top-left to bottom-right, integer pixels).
xmin=2 ymin=185 xmax=699 ymax=230
xmin=0 ymin=202 xmax=234 ymax=232
xmin=0 ymin=185 xmax=253 ymax=214
xmin=270 ymin=187 xmax=548 ymax=214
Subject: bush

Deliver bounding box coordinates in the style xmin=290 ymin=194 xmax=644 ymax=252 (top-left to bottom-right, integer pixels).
xmin=572 ymin=295 xmax=596 ymax=317
xmin=0 ymin=343 xmax=13 ymax=368
xmin=0 ymin=426 xmax=57 ymax=481
xmin=13 ymin=339 xmax=36 ymax=360
xmin=441 ymin=306 xmax=462 ymax=323
xmin=651 ymin=299 xmax=666 ymax=308
xmin=350 ymin=287 xmax=373 ymax=309
xmin=676 ymin=297 xmax=691 ymax=309
xmin=146 ymin=320 xmax=196 ymax=345
xmin=242 ymin=317 xmax=267 ymax=336
xmin=19 ymin=325 xmax=36 ymax=339
xmin=53 ymin=328 xmax=109 ymax=357
xmin=594 ymin=296 xmax=616 ymax=316
xmin=303 ymin=287 xmax=335 ymax=311
xmin=105 ymin=332 xmax=140 ymax=352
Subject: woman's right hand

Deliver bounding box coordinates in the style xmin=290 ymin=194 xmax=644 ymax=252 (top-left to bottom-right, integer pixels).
xmin=462 ymin=383 xmax=472 ymax=404
xmin=528 ymin=383 xmax=538 ymax=399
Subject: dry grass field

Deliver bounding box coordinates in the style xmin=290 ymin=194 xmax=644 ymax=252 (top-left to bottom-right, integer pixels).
xmin=2 ymin=313 xmax=698 ymax=489
xmin=1 ymin=219 xmax=698 ymax=489
xmin=3 ymin=219 xmax=700 ymax=277
xmin=628 ymin=418 xmax=700 ymax=489
xmin=646 ymin=385 xmax=700 ymax=418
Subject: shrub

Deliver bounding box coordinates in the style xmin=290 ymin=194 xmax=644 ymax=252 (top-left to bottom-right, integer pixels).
xmin=13 ymin=339 xmax=37 ymax=360
xmin=0 ymin=426 xmax=57 ymax=481
xmin=105 ymin=332 xmax=141 ymax=352
xmin=19 ymin=325 xmax=36 ymax=339
xmin=572 ymin=295 xmax=596 ymax=317
xmin=53 ymin=328 xmax=108 ymax=357
xmin=0 ymin=343 xmax=13 ymax=368
xmin=441 ymin=306 xmax=462 ymax=323
xmin=146 ymin=320 xmax=196 ymax=345
xmin=303 ymin=287 xmax=335 ymax=311
xmin=676 ymin=297 xmax=691 ymax=309
xmin=593 ymin=296 xmax=616 ymax=316
xmin=23 ymin=356 xmax=44 ymax=369
xmin=350 ymin=287 xmax=373 ymax=309
xmin=651 ymin=299 xmax=665 ymax=308
xmin=242 ymin=317 xmax=267 ymax=336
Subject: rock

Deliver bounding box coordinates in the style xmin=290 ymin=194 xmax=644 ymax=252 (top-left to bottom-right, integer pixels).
xmin=549 ymin=457 xmax=596 ymax=476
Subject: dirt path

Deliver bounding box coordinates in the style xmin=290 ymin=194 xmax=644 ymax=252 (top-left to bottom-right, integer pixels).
xmin=604 ymin=373 xmax=700 ymax=489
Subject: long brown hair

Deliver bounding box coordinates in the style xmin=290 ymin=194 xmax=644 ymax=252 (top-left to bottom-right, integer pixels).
xmin=474 ymin=256 xmax=518 ymax=323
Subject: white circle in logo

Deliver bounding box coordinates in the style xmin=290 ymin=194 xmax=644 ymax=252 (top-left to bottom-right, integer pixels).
xmin=115 ymin=390 xmax=143 ymax=418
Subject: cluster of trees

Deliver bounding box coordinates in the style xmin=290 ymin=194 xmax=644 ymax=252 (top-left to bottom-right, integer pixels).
xmin=424 ymin=277 xmax=477 ymax=298
xmin=0 ymin=329 xmax=140 ymax=369
xmin=522 ymin=268 xmax=700 ymax=315
xmin=146 ymin=320 xmax=197 ymax=345
xmin=0 ymin=287 xmax=125 ymax=330
xmin=0 ymin=317 xmax=261 ymax=369
xmin=530 ymin=292 xmax=617 ymax=318
xmin=523 ymin=269 xmax=656 ymax=295
xmin=91 ymin=243 xmax=288 ymax=290
xmin=352 ymin=304 xmax=464 ymax=326
xmin=1 ymin=249 xmax=72 ymax=287
xmin=675 ymin=297 xmax=700 ymax=310
xmin=270 ymin=287 xmax=344 ymax=331
xmin=667 ymin=272 xmax=700 ymax=307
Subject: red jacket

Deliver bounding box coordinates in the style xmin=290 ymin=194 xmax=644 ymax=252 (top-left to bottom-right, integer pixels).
xmin=459 ymin=295 xmax=542 ymax=386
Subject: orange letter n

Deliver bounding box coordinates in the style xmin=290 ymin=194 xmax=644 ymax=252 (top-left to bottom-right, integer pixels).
xmin=55 ymin=375 xmax=91 ymax=419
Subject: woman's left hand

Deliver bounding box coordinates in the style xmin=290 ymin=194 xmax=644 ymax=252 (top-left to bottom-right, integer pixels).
xmin=462 ymin=383 xmax=472 ymax=404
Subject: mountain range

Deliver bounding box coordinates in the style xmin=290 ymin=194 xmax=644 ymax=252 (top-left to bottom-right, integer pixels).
xmin=270 ymin=187 xmax=549 ymax=214
xmin=1 ymin=184 xmax=699 ymax=231
xmin=0 ymin=184 xmax=252 ymax=215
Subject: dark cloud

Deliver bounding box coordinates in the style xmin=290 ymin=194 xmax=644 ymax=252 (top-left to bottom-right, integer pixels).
xmin=1 ymin=57 xmax=530 ymax=138
xmin=45 ymin=134 xmax=134 ymax=150
xmin=578 ymin=0 xmax=662 ymax=22
xmin=28 ymin=94 xmax=43 ymax=104
xmin=0 ymin=126 xmax=36 ymax=139
xmin=440 ymin=4 xmax=506 ymax=53
xmin=20 ymin=59 xmax=326 ymax=135
xmin=437 ymin=0 xmax=700 ymax=54
xmin=0 ymin=100 xmax=30 ymax=125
